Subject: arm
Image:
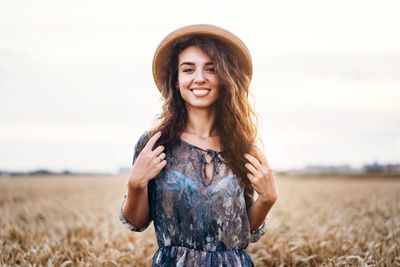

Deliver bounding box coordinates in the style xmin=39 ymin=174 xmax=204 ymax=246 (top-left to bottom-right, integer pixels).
xmin=244 ymin=144 xmax=278 ymax=232
xmin=122 ymin=176 xmax=151 ymax=229
xmin=247 ymin=195 xmax=275 ymax=231
xmin=120 ymin=131 xmax=166 ymax=230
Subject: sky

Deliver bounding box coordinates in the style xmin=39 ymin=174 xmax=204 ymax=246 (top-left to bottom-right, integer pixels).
xmin=1 ymin=0 xmax=399 ymax=173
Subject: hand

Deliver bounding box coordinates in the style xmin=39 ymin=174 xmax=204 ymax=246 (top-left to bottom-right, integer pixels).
xmin=244 ymin=144 xmax=278 ymax=205
xmin=128 ymin=131 xmax=167 ymax=189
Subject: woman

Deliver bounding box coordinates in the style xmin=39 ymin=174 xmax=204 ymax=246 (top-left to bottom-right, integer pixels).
xmin=120 ymin=24 xmax=278 ymax=266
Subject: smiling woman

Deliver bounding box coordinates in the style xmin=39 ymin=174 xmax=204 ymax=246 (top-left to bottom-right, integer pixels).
xmin=119 ymin=24 xmax=278 ymax=267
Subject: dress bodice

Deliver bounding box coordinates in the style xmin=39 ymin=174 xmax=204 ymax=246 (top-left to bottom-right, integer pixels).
xmin=120 ymin=133 xmax=268 ymax=266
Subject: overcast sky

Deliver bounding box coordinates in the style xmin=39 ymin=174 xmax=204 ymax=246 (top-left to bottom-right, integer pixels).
xmin=1 ymin=0 xmax=399 ymax=173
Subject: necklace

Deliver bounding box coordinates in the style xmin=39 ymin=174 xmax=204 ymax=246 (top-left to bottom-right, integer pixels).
xmin=184 ymin=129 xmax=218 ymax=141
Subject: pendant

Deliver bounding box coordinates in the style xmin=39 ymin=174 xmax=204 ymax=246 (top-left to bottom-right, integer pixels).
xmin=201 ymin=136 xmax=207 ymax=141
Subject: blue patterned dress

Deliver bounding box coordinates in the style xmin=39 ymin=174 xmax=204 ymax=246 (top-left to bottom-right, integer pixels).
xmin=120 ymin=133 xmax=268 ymax=266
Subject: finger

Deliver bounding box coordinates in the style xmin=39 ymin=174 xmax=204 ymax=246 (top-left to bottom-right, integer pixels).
xmin=152 ymin=145 xmax=165 ymax=156
xmin=153 ymin=156 xmax=161 ymax=165
xmin=244 ymin=153 xmax=262 ymax=170
xmin=245 ymin=162 xmax=261 ymax=178
xmin=156 ymin=160 xmax=167 ymax=169
xmin=149 ymin=160 xmax=167 ymax=181
xmin=152 ymin=153 xmax=166 ymax=165
xmin=144 ymin=131 xmax=162 ymax=151
xmin=252 ymin=143 xmax=269 ymax=167
xmin=247 ymin=173 xmax=256 ymax=184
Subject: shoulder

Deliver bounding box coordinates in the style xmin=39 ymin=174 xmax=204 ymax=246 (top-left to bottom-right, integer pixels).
xmin=136 ymin=131 xmax=150 ymax=147
xmin=133 ymin=131 xmax=151 ymax=158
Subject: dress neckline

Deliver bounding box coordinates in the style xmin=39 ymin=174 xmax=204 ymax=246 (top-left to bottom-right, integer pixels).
xmin=178 ymin=137 xmax=224 ymax=154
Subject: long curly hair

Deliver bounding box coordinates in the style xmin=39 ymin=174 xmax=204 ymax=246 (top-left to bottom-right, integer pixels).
xmin=148 ymin=35 xmax=259 ymax=205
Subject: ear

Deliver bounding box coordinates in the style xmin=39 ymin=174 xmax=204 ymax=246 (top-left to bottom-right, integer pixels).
xmin=175 ymin=81 xmax=179 ymax=89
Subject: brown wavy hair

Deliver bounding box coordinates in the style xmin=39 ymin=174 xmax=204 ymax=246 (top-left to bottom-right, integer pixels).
xmin=148 ymin=35 xmax=259 ymax=206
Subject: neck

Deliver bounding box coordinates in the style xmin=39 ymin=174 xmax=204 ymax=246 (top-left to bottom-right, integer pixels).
xmin=185 ymin=105 xmax=217 ymax=136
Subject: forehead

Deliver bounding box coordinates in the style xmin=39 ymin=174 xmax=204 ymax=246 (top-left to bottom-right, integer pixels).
xmin=178 ymin=46 xmax=213 ymax=64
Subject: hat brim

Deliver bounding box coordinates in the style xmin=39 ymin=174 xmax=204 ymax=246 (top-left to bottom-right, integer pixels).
xmin=152 ymin=24 xmax=252 ymax=95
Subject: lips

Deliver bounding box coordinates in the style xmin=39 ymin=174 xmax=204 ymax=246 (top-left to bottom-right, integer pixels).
xmin=190 ymin=88 xmax=211 ymax=97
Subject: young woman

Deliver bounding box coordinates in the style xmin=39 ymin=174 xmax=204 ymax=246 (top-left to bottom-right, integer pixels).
xmin=120 ymin=24 xmax=278 ymax=266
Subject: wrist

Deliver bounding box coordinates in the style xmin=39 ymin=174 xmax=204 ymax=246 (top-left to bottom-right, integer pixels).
xmin=257 ymin=194 xmax=277 ymax=207
xmin=128 ymin=176 xmax=148 ymax=190
xmin=128 ymin=167 xmax=148 ymax=189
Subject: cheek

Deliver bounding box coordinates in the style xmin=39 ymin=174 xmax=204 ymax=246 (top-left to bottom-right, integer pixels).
xmin=212 ymin=79 xmax=220 ymax=93
xmin=211 ymin=75 xmax=220 ymax=87
xmin=177 ymin=75 xmax=191 ymax=89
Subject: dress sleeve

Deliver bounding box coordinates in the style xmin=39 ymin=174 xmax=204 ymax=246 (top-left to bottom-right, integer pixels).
xmin=249 ymin=216 xmax=269 ymax=243
xmin=119 ymin=132 xmax=153 ymax=232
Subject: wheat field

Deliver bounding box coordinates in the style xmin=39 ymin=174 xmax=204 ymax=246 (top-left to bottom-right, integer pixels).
xmin=0 ymin=174 xmax=399 ymax=266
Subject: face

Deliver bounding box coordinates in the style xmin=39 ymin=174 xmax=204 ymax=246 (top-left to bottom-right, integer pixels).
xmin=176 ymin=46 xmax=220 ymax=110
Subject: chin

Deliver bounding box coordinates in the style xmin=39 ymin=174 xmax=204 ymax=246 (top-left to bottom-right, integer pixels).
xmin=185 ymin=101 xmax=217 ymax=110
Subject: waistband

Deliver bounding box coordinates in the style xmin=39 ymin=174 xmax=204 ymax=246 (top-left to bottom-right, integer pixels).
xmin=152 ymin=245 xmax=254 ymax=267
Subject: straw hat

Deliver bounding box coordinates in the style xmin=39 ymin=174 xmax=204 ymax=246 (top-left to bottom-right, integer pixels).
xmin=152 ymin=24 xmax=252 ymax=95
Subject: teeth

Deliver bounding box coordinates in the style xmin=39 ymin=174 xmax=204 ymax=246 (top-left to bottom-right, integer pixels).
xmin=192 ymin=89 xmax=209 ymax=96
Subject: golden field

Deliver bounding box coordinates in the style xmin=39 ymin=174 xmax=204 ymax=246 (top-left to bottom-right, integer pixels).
xmin=0 ymin=174 xmax=399 ymax=266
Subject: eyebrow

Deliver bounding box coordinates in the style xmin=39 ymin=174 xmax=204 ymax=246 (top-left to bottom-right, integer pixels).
xmin=179 ymin=62 xmax=215 ymax=67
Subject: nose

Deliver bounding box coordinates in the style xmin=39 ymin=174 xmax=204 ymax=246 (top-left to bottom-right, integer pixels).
xmin=194 ymin=70 xmax=206 ymax=84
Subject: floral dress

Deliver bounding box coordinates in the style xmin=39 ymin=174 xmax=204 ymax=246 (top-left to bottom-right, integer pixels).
xmin=120 ymin=133 xmax=268 ymax=267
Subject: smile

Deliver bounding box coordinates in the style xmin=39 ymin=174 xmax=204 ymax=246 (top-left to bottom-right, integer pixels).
xmin=190 ymin=88 xmax=211 ymax=97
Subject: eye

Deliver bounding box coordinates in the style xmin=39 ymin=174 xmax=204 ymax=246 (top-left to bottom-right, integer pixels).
xmin=182 ymin=68 xmax=194 ymax=73
xmin=206 ymin=67 xmax=215 ymax=73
